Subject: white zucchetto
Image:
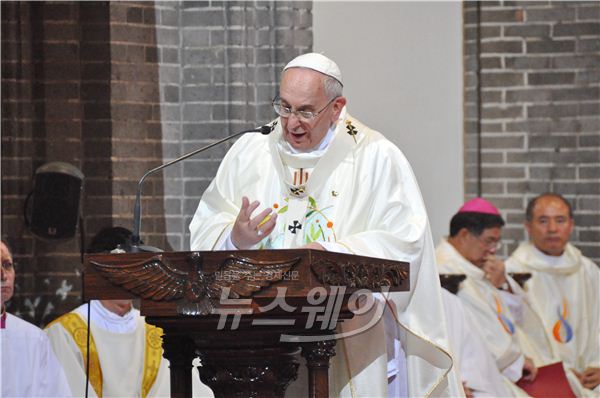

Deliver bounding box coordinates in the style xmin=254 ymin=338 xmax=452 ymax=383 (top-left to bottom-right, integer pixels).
xmin=283 ymin=52 xmax=343 ymax=85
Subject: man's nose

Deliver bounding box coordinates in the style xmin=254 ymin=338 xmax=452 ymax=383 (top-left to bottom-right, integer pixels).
xmin=287 ymin=113 xmax=301 ymax=129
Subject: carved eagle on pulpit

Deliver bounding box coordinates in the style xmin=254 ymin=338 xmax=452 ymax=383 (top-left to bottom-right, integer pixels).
xmin=90 ymin=253 xmax=300 ymax=315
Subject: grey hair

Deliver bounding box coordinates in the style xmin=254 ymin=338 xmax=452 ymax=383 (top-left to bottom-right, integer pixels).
xmin=324 ymin=76 xmax=343 ymax=98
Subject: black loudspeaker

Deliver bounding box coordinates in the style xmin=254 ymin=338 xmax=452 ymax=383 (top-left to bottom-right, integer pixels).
xmin=28 ymin=162 xmax=84 ymax=240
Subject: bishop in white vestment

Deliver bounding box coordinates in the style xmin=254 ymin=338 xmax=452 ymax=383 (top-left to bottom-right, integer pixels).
xmin=189 ymin=53 xmax=463 ymax=397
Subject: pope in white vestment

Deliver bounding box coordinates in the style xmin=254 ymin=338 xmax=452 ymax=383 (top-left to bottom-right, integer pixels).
xmin=506 ymin=193 xmax=600 ymax=396
xmin=45 ymin=301 xmax=214 ymax=398
xmin=189 ymin=53 xmax=463 ymax=397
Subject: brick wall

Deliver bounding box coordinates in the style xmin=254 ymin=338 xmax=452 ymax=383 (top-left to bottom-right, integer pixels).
xmin=153 ymin=1 xmax=312 ymax=251
xmin=464 ymin=1 xmax=600 ymax=262
xmin=108 ymin=2 xmax=169 ymax=250
xmin=1 ymin=1 xmax=312 ymax=326
xmin=1 ymin=2 xmax=114 ymax=324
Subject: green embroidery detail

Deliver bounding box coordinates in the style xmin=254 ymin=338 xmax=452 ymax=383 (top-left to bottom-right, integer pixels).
xmin=304 ymin=196 xmax=336 ymax=244
xmin=264 ymin=196 xmax=336 ymax=247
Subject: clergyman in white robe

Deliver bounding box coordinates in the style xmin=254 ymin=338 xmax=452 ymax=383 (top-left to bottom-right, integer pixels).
xmin=441 ymin=288 xmax=527 ymax=397
xmin=436 ymin=239 xmax=557 ymax=381
xmin=1 ymin=312 xmax=73 ymax=398
xmin=189 ymin=104 xmax=464 ymax=397
xmin=507 ymin=241 xmax=600 ymax=396
xmin=45 ymin=300 xmax=214 ymax=398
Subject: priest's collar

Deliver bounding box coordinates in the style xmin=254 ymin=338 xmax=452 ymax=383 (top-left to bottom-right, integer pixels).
xmin=277 ymin=124 xmax=338 ymax=169
xmin=95 ymin=300 xmax=136 ymax=323
xmin=523 ymin=242 xmax=581 ymax=274
xmin=279 ymin=123 xmax=337 ymax=153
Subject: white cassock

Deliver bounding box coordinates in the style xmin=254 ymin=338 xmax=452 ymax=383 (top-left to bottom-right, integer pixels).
xmin=45 ymin=301 xmax=214 ymax=398
xmin=435 ymin=239 xmax=557 ymax=384
xmin=189 ymin=107 xmax=464 ymax=397
xmin=1 ymin=312 xmax=73 ymax=398
xmin=507 ymin=242 xmax=600 ymax=396
xmin=441 ymin=289 xmax=528 ymax=397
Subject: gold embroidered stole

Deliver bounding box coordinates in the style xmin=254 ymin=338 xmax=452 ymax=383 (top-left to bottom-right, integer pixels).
xmin=46 ymin=313 xmax=103 ymax=397
xmin=47 ymin=313 xmax=165 ymax=398
xmin=142 ymin=323 xmax=164 ymax=398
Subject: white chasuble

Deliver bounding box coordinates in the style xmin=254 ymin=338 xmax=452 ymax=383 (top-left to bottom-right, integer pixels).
xmin=441 ymin=290 xmax=528 ymax=398
xmin=507 ymin=242 xmax=600 ymax=396
xmin=435 ymin=239 xmax=557 ymax=376
xmin=189 ymin=108 xmax=464 ymax=397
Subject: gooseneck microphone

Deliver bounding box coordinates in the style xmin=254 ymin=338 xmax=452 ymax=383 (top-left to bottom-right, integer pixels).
xmin=130 ymin=122 xmax=277 ymax=252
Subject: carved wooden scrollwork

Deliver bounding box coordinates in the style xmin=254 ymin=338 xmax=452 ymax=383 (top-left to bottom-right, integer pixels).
xmin=199 ymin=347 xmax=300 ymax=398
xmin=90 ymin=254 xmax=301 ymax=315
xmin=301 ymin=340 xmax=336 ymax=368
xmin=200 ymin=362 xmax=299 ymax=397
xmin=310 ymin=258 xmax=408 ymax=289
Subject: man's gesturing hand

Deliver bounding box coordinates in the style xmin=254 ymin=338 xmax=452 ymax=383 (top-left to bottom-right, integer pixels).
xmin=483 ymin=255 xmax=508 ymax=289
xmin=231 ymin=196 xmax=277 ymax=250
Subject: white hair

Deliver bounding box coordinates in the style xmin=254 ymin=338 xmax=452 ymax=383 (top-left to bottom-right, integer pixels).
xmin=323 ymin=76 xmax=343 ymax=99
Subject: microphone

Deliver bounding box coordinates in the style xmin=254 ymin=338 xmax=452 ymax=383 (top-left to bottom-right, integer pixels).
xmin=130 ymin=121 xmax=277 ymax=252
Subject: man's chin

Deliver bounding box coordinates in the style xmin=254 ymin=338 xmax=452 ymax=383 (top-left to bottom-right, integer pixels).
xmin=1 ymin=290 xmax=13 ymax=303
xmin=288 ymin=140 xmax=311 ymax=152
xmin=289 ymin=137 xmax=306 ymax=145
xmin=539 ymin=243 xmax=566 ymax=256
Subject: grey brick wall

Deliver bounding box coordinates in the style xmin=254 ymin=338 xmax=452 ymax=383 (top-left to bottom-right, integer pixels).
xmin=154 ymin=1 xmax=312 ymax=251
xmin=464 ymin=1 xmax=600 ymax=262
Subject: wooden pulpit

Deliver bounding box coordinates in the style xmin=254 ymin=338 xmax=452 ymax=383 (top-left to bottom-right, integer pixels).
xmin=84 ymin=249 xmax=409 ymax=398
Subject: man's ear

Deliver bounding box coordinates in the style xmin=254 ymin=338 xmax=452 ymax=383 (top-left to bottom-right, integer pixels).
xmin=566 ymin=217 xmax=575 ymax=235
xmin=331 ymin=96 xmax=347 ymax=119
xmin=457 ymin=228 xmax=471 ymax=240
xmin=524 ymin=221 xmax=531 ymax=237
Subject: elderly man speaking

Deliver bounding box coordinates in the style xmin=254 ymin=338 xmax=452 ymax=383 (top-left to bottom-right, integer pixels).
xmin=189 ymin=53 xmax=462 ymax=397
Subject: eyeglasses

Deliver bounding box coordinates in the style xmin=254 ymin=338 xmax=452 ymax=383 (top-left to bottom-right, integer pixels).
xmin=272 ymin=96 xmax=337 ymax=121
xmin=473 ymin=234 xmax=503 ymax=250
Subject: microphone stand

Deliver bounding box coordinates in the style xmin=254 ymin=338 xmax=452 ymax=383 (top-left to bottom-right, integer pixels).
xmin=130 ymin=123 xmax=276 ymax=252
